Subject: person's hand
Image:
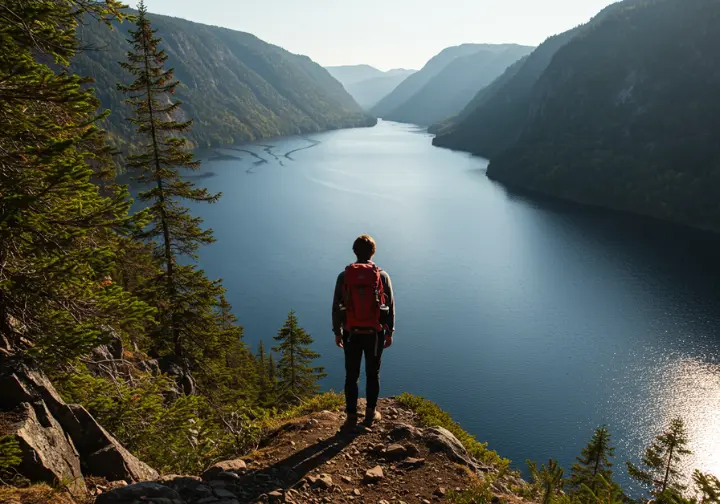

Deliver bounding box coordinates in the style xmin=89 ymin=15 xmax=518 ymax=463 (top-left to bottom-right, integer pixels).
xmin=335 ymin=334 xmax=344 ymax=348
xmin=384 ymin=333 xmax=393 ymax=348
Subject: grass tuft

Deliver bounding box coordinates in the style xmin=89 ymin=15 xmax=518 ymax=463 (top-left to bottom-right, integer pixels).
xmin=0 ymin=484 xmax=78 ymax=504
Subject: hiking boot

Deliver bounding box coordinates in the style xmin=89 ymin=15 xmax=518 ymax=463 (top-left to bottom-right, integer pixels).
xmin=341 ymin=413 xmax=358 ymax=431
xmin=362 ymin=408 xmax=382 ymax=427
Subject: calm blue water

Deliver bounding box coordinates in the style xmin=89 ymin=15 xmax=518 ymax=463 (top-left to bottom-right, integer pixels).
xmin=137 ymin=121 xmax=720 ymax=485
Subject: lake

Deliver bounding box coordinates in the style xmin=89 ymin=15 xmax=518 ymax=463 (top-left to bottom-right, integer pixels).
xmin=161 ymin=120 xmax=720 ymax=487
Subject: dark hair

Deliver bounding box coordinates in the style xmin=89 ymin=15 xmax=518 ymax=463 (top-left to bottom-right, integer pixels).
xmin=352 ymin=234 xmax=376 ymax=261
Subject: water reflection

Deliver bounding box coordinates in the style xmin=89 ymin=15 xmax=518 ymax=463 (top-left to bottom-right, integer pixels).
xmin=615 ymin=355 xmax=720 ymax=487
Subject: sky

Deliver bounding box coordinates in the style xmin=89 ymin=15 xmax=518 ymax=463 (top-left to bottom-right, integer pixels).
xmin=143 ymin=0 xmax=618 ymax=71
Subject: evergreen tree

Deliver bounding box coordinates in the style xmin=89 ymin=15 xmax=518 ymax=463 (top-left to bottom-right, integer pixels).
xmin=570 ymin=426 xmax=616 ymax=496
xmin=117 ymin=1 xmax=221 ymax=362
xmin=0 ymin=0 xmax=153 ymax=363
xmin=627 ymin=418 xmax=692 ymax=497
xmin=693 ymin=471 xmax=720 ymax=504
xmin=256 ymin=340 xmax=274 ymax=406
xmin=272 ymin=311 xmax=327 ymax=404
xmin=198 ymin=295 xmax=258 ymax=405
xmin=268 ymin=353 xmax=277 ymax=387
xmin=528 ymin=458 xmax=565 ymax=504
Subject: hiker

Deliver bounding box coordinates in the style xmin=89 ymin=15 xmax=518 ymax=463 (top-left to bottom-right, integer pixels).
xmin=332 ymin=234 xmax=395 ymax=429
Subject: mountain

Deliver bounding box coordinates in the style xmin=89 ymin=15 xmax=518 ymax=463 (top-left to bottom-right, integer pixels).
xmin=430 ymin=30 xmax=579 ymax=154
xmin=325 ymin=64 xmax=385 ymax=85
xmin=326 ymin=66 xmax=416 ymax=110
xmin=431 ymin=0 xmax=642 ymax=156
xmin=383 ymin=45 xmax=533 ymax=126
xmin=71 ymin=12 xmax=375 ymax=149
xmin=476 ymin=0 xmax=720 ymax=232
xmin=371 ymin=44 xmax=522 ymax=119
xmin=343 ymin=69 xmax=416 ymax=109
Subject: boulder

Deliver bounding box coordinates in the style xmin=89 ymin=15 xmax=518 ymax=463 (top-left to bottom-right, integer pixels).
xmin=422 ymin=426 xmax=478 ymax=469
xmin=158 ymin=355 xmax=196 ymax=396
xmin=0 ymin=363 xmax=158 ymax=485
xmin=6 ymin=402 xmax=85 ymax=496
xmin=63 ymin=404 xmax=158 ymax=482
xmin=155 ymin=475 xmax=207 ymax=501
xmin=202 ymin=458 xmax=247 ymax=480
xmin=95 ymin=482 xmax=182 ymax=504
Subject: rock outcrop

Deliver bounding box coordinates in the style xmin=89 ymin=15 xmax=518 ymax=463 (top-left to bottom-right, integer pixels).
xmin=0 ymin=356 xmax=157 ymax=491
xmin=8 ymin=402 xmax=86 ymax=496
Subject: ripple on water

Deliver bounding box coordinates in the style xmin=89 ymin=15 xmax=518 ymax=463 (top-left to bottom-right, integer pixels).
xmin=612 ymin=349 xmax=720 ymax=491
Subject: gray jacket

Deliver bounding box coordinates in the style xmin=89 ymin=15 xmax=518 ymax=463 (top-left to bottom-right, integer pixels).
xmin=332 ymin=262 xmax=395 ymax=336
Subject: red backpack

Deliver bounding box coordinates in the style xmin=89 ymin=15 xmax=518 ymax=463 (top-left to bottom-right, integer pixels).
xmin=343 ymin=263 xmax=386 ymax=333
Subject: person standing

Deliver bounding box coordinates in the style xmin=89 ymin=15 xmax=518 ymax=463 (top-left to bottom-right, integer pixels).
xmin=332 ymin=235 xmax=395 ymax=429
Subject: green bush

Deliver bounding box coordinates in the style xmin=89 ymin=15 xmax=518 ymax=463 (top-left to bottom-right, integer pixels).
xmin=0 ymin=436 xmax=21 ymax=475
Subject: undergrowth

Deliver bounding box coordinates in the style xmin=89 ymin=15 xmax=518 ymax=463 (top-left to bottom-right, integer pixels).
xmin=0 ymin=484 xmax=78 ymax=504
xmin=397 ymin=392 xmax=510 ymax=469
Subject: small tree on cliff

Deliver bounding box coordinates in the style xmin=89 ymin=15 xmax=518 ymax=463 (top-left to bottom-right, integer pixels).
xmin=273 ymin=311 xmax=326 ymax=404
xmin=627 ymin=418 xmax=692 ymax=498
xmin=528 ymin=458 xmax=565 ymax=504
xmin=570 ymin=425 xmax=617 ymax=498
xmin=118 ymin=1 xmax=221 ymax=361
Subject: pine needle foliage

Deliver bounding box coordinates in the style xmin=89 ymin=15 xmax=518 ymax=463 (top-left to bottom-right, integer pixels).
xmin=0 ymin=0 xmax=153 ymax=364
xmin=272 ymin=311 xmax=326 ymax=405
xmin=570 ymin=426 xmax=617 ymax=498
xmin=117 ymin=0 xmax=220 ymax=360
xmin=627 ymin=418 xmax=693 ymax=497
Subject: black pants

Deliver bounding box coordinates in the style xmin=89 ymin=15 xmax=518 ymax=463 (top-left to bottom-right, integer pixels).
xmin=343 ymin=331 xmax=384 ymax=415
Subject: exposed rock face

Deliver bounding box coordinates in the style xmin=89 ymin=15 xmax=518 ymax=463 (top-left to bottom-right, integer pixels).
xmin=67 ymin=404 xmax=158 ymax=481
xmin=422 ymin=426 xmax=479 ymax=470
xmin=8 ymin=402 xmax=85 ymax=496
xmin=0 ymin=357 xmax=157 ymax=489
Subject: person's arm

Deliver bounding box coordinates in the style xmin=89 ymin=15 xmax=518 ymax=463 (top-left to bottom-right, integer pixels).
xmin=381 ymin=271 xmax=395 ymax=346
xmin=332 ymin=272 xmax=345 ymax=347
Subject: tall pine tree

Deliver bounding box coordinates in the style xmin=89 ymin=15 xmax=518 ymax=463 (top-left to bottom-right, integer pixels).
xmin=0 ymin=0 xmax=153 ymax=364
xmin=570 ymin=426 xmax=616 ymax=497
xmin=627 ymin=418 xmax=692 ymax=497
xmin=272 ymin=311 xmax=326 ymax=404
xmin=118 ymin=1 xmax=222 ymax=363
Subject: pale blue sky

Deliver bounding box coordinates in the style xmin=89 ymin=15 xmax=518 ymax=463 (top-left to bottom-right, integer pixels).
xmin=143 ymin=0 xmax=617 ymax=70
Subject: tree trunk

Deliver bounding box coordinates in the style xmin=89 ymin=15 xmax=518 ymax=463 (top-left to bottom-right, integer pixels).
xmin=662 ymin=442 xmax=675 ymax=493
xmin=139 ymin=22 xmax=179 ymax=357
xmin=290 ymin=326 xmax=296 ymax=394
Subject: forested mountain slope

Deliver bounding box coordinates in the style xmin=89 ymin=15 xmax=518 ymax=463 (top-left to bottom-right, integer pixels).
xmin=343 ymin=69 xmax=416 ymax=109
xmin=72 ymin=12 xmax=375 ymax=149
xmin=325 ymin=64 xmax=385 ymax=84
xmin=370 ymin=44 xmax=519 ymax=119
xmin=430 ymin=1 xmax=646 ymax=155
xmin=384 ymin=45 xmax=533 ymax=126
xmin=486 ymin=0 xmax=720 ymax=232
xmin=429 ymin=30 xmax=577 ymax=153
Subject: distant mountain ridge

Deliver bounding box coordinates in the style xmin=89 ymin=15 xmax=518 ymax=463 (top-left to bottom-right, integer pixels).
xmin=71 ymin=11 xmax=375 ymax=149
xmin=370 ymin=44 xmax=526 ymax=120
xmin=326 ymin=65 xmax=417 ymax=110
xmin=383 ymin=45 xmax=534 ymax=126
